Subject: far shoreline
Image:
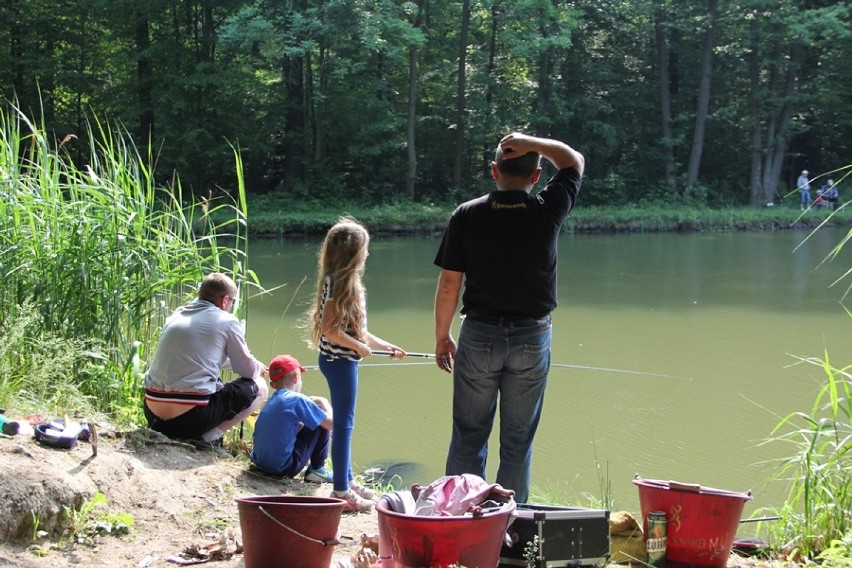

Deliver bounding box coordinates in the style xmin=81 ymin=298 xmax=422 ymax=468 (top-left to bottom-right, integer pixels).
xmin=240 ymin=202 xmax=851 ymax=239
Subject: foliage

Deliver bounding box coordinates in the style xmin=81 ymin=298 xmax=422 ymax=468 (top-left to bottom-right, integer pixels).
xmin=238 ymin=198 xmax=852 ymax=238
xmin=0 ymin=103 xmax=255 ymax=421
xmin=524 ymin=535 xmax=541 ymax=568
xmin=62 ymin=492 xmax=134 ymax=546
xmin=0 ymin=302 xmax=96 ymax=419
xmin=242 ymin=193 xmax=450 ymax=235
xmin=817 ymin=531 xmax=852 ymax=568
xmin=0 ymin=0 xmax=848 ymax=206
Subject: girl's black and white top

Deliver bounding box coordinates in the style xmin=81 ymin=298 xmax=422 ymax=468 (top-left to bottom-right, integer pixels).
xmin=319 ymin=276 xmax=365 ymax=362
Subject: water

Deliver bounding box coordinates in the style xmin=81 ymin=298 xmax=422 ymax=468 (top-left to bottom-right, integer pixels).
xmin=243 ymin=228 xmax=851 ymax=516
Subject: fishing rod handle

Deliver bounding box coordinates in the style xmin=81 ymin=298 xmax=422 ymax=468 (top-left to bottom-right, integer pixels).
xmin=372 ymin=349 xmax=435 ymax=358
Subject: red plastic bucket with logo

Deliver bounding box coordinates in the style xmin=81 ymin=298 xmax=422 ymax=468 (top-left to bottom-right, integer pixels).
xmin=633 ymin=476 xmax=752 ymax=567
xmin=377 ymin=498 xmax=516 ymax=568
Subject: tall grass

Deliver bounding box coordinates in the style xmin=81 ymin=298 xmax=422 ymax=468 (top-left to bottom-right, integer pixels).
xmin=0 ymin=103 xmax=254 ymax=422
xmin=761 ymin=354 xmax=851 ymax=560
xmin=759 ymin=165 xmax=852 ymax=562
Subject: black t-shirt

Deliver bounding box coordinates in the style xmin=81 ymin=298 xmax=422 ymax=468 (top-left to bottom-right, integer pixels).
xmin=433 ymin=168 xmax=581 ymax=318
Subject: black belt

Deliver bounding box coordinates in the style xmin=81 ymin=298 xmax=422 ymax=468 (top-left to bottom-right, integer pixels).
xmin=465 ymin=314 xmax=548 ymax=326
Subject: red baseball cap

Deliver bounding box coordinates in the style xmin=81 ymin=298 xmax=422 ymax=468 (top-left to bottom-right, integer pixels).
xmin=268 ymin=354 xmax=307 ymax=382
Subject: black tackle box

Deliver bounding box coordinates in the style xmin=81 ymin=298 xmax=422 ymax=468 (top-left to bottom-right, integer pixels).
xmin=499 ymin=504 xmax=610 ymax=568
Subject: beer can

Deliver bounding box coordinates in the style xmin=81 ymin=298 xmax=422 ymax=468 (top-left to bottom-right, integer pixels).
xmin=646 ymin=511 xmax=667 ymax=568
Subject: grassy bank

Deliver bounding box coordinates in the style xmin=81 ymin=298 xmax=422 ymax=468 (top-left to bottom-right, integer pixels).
xmin=244 ymin=194 xmax=851 ymax=237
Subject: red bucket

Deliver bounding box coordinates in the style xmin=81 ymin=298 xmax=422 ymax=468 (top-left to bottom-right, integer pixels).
xmin=377 ymin=498 xmax=516 ymax=568
xmin=236 ymin=495 xmax=344 ymax=568
xmin=633 ymin=476 xmax=752 ymax=567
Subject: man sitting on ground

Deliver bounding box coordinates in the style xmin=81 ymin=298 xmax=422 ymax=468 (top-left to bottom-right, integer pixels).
xmin=143 ymin=272 xmax=268 ymax=450
xmin=251 ymin=354 xmax=334 ymax=482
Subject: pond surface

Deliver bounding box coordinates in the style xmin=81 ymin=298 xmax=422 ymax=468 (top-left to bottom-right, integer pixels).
xmin=243 ymin=228 xmax=851 ymax=516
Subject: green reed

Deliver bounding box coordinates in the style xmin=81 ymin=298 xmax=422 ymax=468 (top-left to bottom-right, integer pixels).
xmin=761 ymin=354 xmax=851 ymax=560
xmin=759 ymin=166 xmax=852 ymax=561
xmin=0 ymin=103 xmax=252 ymax=421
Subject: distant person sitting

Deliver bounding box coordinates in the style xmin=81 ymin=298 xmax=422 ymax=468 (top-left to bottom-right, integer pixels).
xmin=143 ymin=272 xmax=268 ymax=450
xmin=251 ymin=355 xmax=334 ymax=482
xmin=822 ymin=179 xmax=839 ymax=210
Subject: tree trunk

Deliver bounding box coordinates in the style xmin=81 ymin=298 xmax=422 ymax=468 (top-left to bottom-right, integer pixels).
xmin=748 ymin=17 xmax=764 ymax=206
xmin=534 ymin=2 xmax=556 ymax=138
xmin=765 ymin=43 xmax=801 ymax=198
xmin=405 ymin=0 xmax=426 ymax=200
xmin=686 ymin=0 xmax=718 ymax=191
xmin=482 ymin=3 xmax=499 ymax=175
xmin=201 ymin=0 xmax=214 ymax=62
xmin=312 ymin=44 xmax=327 ymax=162
xmin=135 ymin=9 xmax=154 ymax=155
xmin=452 ymin=0 xmax=470 ymax=192
xmin=9 ymin=0 xmax=24 ymax=99
xmin=405 ymin=45 xmax=418 ymax=200
xmin=655 ymin=10 xmax=677 ymax=192
xmin=281 ymin=54 xmax=306 ymax=188
xmin=279 ymin=0 xmax=308 ymax=189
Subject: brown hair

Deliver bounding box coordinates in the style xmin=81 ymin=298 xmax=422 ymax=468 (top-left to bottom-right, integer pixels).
xmin=306 ymin=217 xmax=369 ymax=348
xmin=495 ymin=146 xmax=541 ymax=178
xmin=198 ymin=272 xmax=237 ymax=303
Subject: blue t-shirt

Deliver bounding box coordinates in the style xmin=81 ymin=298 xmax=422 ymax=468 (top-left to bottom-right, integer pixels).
xmin=251 ymin=388 xmax=327 ymax=476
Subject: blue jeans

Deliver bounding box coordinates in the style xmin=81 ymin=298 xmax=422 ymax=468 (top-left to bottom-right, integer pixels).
xmin=445 ymin=316 xmax=552 ymax=504
xmin=280 ymin=426 xmax=331 ymax=478
xmin=319 ymin=355 xmax=358 ymax=492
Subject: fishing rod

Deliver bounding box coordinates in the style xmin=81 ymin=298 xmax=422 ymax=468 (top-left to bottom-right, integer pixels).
xmin=303 ymin=361 xmax=435 ymax=370
xmin=303 ymin=350 xmax=435 ymax=370
xmin=373 ymin=349 xmax=435 ymax=358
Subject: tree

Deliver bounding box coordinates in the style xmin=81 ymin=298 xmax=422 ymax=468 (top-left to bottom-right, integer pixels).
xmin=655 ymin=7 xmax=677 ymax=192
xmin=451 ymin=0 xmax=470 ymax=192
xmin=685 ymin=0 xmax=718 ymax=192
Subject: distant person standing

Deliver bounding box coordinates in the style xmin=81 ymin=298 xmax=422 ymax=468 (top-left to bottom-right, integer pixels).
xmin=433 ymin=132 xmax=584 ymax=503
xmin=797 ymin=170 xmax=811 ymax=210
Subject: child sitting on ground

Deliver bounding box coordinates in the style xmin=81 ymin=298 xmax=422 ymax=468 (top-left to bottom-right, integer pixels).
xmin=250 ymin=354 xmax=334 ymax=482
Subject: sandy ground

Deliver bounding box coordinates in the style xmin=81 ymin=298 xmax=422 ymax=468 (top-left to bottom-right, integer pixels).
xmin=0 ymin=428 xmax=378 ymax=567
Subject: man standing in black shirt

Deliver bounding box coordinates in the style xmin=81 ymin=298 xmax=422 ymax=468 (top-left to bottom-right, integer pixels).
xmin=433 ymin=132 xmax=584 ymax=503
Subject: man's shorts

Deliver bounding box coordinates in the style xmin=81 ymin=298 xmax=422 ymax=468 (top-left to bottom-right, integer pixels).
xmin=143 ymin=377 xmax=258 ymax=440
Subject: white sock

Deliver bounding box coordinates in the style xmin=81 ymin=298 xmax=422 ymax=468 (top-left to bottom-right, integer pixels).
xmin=202 ymin=428 xmax=224 ymax=442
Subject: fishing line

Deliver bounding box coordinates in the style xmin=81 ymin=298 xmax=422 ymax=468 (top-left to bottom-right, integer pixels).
xmin=549 ymin=363 xmax=692 ymax=381
xmin=305 ymin=350 xmax=692 ymax=381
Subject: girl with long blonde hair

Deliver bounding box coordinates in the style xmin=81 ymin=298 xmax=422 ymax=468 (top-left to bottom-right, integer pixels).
xmin=307 ymin=217 xmax=407 ymax=512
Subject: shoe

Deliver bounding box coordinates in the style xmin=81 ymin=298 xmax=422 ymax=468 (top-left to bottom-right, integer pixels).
xmin=304 ymin=466 xmax=334 ymax=483
xmin=349 ymin=480 xmax=379 ymax=501
xmin=331 ymin=490 xmax=374 ymax=513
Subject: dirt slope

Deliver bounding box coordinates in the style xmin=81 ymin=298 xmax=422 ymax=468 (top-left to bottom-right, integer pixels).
xmin=0 ymin=428 xmax=377 ymax=567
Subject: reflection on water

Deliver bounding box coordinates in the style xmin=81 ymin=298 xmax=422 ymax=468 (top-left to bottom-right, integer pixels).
xmin=244 ymin=229 xmax=851 ymax=514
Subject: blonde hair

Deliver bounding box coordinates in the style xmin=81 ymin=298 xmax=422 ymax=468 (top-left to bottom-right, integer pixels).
xmin=307 ymin=217 xmax=369 ymax=349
